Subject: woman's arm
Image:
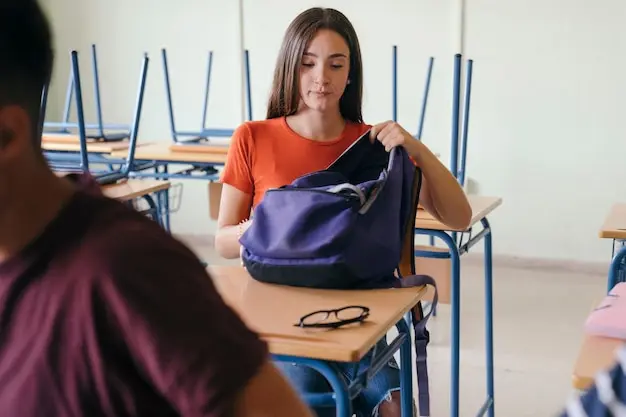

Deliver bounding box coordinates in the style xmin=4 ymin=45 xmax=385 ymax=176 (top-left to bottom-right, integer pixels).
xmin=214 ymin=184 xmax=253 ymax=259
xmin=408 ymin=141 xmax=472 ymax=230
xmin=371 ymin=121 xmax=472 ymax=230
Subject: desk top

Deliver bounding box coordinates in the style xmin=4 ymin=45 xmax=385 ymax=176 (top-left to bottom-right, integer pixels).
xmin=42 ymin=136 xmax=137 ymax=153
xmin=599 ymin=203 xmax=626 ymax=240
xmin=102 ymin=179 xmax=170 ymax=201
xmin=572 ymin=334 xmax=623 ymax=390
xmin=43 ymin=134 xmax=125 ymax=144
xmin=112 ymin=143 xmax=227 ymax=164
xmin=415 ymin=195 xmax=503 ymax=232
xmin=169 ymin=143 xmax=229 ymax=155
xmin=208 ymin=265 xmax=427 ymax=362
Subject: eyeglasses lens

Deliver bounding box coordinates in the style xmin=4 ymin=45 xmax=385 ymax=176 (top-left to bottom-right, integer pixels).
xmin=335 ymin=307 xmax=366 ymax=321
xmin=301 ymin=311 xmax=331 ymax=326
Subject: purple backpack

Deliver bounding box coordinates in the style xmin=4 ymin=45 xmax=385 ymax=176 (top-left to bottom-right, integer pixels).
xmin=240 ymin=132 xmax=437 ymax=416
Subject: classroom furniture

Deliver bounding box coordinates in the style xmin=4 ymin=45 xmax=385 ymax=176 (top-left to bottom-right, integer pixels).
xmin=103 ymin=179 xmax=172 ymax=230
xmin=571 ymin=294 xmax=625 ymax=391
xmin=112 ymin=143 xmax=226 ymax=229
xmin=43 ymin=44 xmax=138 ymax=141
xmin=102 ymin=178 xmax=170 ymax=202
xmin=208 ymin=265 xmax=427 ymax=417
xmin=168 ymin=142 xmax=229 ymax=154
xmin=161 ymin=48 xmax=252 ymax=144
xmin=41 ymin=49 xmax=149 ymax=183
xmin=599 ymin=203 xmax=626 ymax=291
xmin=415 ymin=195 xmax=502 ymax=417
xmin=572 ymin=333 xmax=624 ymax=391
xmin=42 ymin=136 xmax=145 ymax=153
xmin=111 ymin=143 xmax=226 ymax=180
xmin=206 ymin=163 xmax=431 ymax=417
xmin=390 ymin=45 xmax=434 ymax=141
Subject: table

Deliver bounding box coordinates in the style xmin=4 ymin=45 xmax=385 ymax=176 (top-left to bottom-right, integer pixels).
xmin=414 ymin=195 xmax=502 ymax=417
xmin=102 ymin=179 xmax=171 ymax=230
xmin=572 ymin=334 xmax=623 ymax=391
xmin=102 ymin=179 xmax=170 ymax=201
xmin=169 ymin=143 xmax=229 ymax=155
xmin=208 ymin=265 xmax=427 ymax=417
xmin=42 ymin=134 xmax=137 ymax=153
xmin=599 ymin=203 xmax=626 ymax=240
xmin=599 ymin=203 xmax=626 ymax=291
xmin=111 ymin=143 xmax=226 ymax=181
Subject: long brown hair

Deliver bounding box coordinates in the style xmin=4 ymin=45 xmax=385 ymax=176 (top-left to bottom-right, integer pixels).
xmin=266 ymin=7 xmax=363 ymax=123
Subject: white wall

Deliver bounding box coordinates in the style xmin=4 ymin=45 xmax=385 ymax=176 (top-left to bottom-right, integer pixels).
xmin=43 ymin=0 xmax=626 ymax=263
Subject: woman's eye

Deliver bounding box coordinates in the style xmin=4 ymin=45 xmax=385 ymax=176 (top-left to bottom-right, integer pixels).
xmin=301 ymin=62 xmax=314 ymax=67
xmin=331 ymin=64 xmax=344 ymax=69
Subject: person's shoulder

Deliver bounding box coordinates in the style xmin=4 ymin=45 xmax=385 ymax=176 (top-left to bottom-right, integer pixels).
xmin=75 ymin=194 xmax=202 ymax=277
xmin=233 ymin=118 xmax=286 ymax=141
xmin=349 ymin=121 xmax=373 ymax=137
xmin=230 ymin=118 xmax=289 ymax=157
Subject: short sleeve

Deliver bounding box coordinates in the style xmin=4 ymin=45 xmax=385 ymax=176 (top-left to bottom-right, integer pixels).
xmin=96 ymin=225 xmax=268 ymax=417
xmin=221 ymin=123 xmax=254 ymax=195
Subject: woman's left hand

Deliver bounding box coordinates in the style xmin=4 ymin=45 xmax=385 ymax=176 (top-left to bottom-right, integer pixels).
xmin=369 ymin=120 xmax=420 ymax=155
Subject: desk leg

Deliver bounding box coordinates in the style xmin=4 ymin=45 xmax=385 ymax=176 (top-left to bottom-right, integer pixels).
xmin=608 ymin=245 xmax=626 ymax=292
xmin=398 ymin=317 xmax=414 ymax=417
xmin=139 ymin=194 xmax=162 ymax=228
xmin=418 ymin=230 xmax=461 ymax=416
xmin=155 ymin=164 xmax=171 ymax=232
xmin=441 ymin=232 xmax=461 ymax=417
xmin=272 ymin=355 xmax=352 ymax=417
xmin=481 ymin=218 xmax=495 ymax=417
xmin=158 ymin=189 xmax=171 ymax=233
xmin=415 ymin=222 xmax=495 ymax=417
xmin=162 ymin=165 xmax=171 ymax=232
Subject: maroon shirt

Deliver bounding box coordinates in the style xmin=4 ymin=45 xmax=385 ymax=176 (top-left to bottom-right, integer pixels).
xmin=0 ymin=175 xmax=268 ymax=416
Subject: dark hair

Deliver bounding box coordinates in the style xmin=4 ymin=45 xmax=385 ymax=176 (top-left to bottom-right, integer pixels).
xmin=0 ymin=0 xmax=54 ymax=150
xmin=266 ymin=7 xmax=363 ymax=123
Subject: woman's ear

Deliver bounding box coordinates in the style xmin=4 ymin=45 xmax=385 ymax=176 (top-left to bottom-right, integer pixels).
xmin=0 ymin=105 xmax=32 ymax=156
xmin=0 ymin=128 xmax=14 ymax=149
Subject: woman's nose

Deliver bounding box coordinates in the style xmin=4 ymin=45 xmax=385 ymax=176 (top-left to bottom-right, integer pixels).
xmin=313 ymin=66 xmax=330 ymax=85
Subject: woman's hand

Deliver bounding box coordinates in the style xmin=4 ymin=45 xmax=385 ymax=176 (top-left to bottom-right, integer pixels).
xmin=369 ymin=120 xmax=422 ymax=157
xmin=370 ymin=120 xmax=472 ymax=230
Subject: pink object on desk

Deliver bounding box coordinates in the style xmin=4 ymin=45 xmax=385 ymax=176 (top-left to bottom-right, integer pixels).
xmin=585 ymin=282 xmax=626 ymax=339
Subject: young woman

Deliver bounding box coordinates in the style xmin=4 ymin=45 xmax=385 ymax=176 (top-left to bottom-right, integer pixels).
xmin=215 ymin=7 xmax=472 ymax=417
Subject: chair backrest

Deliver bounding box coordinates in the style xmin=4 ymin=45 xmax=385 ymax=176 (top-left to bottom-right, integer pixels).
xmin=398 ymin=166 xmax=423 ymax=278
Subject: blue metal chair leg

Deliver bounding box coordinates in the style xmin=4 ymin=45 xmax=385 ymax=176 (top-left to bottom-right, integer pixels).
xmin=481 ymin=217 xmax=495 ymax=417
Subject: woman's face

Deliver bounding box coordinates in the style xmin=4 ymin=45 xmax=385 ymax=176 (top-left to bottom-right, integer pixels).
xmin=298 ymin=29 xmax=350 ymax=114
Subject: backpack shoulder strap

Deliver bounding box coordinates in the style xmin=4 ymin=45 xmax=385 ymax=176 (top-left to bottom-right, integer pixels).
xmin=395 ymin=274 xmax=437 ymax=417
xmin=395 ymin=161 xmax=436 ymax=417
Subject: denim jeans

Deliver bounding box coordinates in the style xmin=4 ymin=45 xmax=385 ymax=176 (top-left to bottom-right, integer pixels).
xmin=275 ymin=337 xmax=401 ymax=417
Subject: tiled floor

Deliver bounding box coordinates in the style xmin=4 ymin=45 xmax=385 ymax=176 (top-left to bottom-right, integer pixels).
xmin=178 ymin=234 xmax=611 ymax=417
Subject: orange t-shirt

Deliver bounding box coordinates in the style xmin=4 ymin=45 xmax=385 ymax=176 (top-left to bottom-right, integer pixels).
xmin=221 ymin=116 xmax=371 ymax=209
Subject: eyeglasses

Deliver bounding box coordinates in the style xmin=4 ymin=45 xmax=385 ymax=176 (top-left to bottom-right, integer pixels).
xmin=295 ymin=305 xmax=370 ymax=329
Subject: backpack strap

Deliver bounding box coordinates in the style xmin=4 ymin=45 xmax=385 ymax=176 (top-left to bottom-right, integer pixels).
xmin=393 ymin=274 xmax=438 ymax=417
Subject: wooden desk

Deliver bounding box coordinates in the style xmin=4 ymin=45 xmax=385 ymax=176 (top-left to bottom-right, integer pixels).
xmin=573 ymin=334 xmax=623 ymax=390
xmin=169 ymin=143 xmax=229 ymax=155
xmin=102 ymin=179 xmax=170 ymax=202
xmin=208 ymin=265 xmax=427 ymax=362
xmin=43 ymin=140 xmax=135 ymax=153
xmin=43 ymin=134 xmax=126 ymax=144
xmin=415 ymin=195 xmax=503 ymax=231
xmin=599 ymin=203 xmax=626 ymax=240
xmin=112 ymin=143 xmax=227 ymax=164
